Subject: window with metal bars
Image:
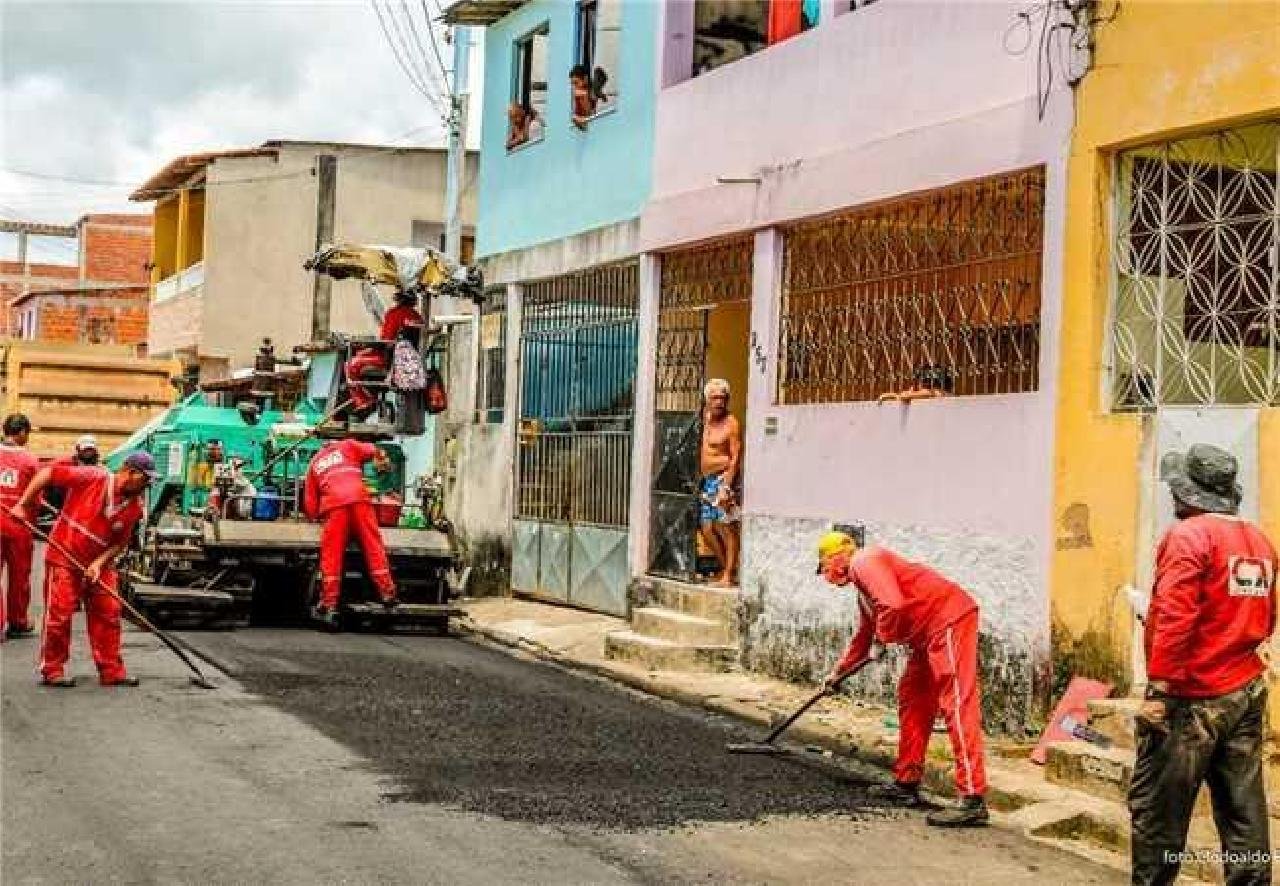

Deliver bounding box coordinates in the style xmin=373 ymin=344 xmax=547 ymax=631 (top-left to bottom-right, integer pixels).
xmin=1109 ymin=121 xmax=1280 ymax=409
xmin=476 ymin=289 xmax=507 ymax=424
xmin=777 ymin=167 xmax=1046 ymax=404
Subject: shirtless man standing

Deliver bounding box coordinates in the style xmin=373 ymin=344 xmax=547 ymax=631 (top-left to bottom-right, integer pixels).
xmin=699 ymin=378 xmax=742 ymax=586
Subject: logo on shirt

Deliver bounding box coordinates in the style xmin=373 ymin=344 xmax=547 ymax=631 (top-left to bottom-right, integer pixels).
xmin=1229 ymin=556 xmax=1274 ymax=598
xmin=313 ymin=451 xmax=346 ymax=474
xmin=0 ymin=468 xmax=17 ymax=489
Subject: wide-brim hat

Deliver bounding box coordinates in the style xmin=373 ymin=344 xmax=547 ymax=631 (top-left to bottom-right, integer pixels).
xmin=1160 ymin=444 xmax=1242 ymax=515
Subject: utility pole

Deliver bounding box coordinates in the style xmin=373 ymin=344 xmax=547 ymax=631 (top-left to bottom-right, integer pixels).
xmin=311 ymin=154 xmax=337 ymax=342
xmin=443 ymin=26 xmax=471 ymax=264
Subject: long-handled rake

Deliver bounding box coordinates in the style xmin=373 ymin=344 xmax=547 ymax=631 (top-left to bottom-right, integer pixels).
xmin=726 ymin=656 xmax=871 ymax=755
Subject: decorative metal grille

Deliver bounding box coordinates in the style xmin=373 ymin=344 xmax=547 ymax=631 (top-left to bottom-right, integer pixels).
xmin=778 ymin=168 xmax=1045 ymax=404
xmin=655 ymin=238 xmax=753 ymax=412
xmin=516 ymin=261 xmax=638 ymax=527
xmin=1109 ymin=121 xmax=1280 ymax=409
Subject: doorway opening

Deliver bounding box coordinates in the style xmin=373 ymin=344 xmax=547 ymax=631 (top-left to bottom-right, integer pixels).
xmin=648 ymin=238 xmax=754 ymax=586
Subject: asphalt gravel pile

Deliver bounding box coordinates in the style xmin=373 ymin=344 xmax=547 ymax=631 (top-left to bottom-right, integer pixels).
xmin=224 ymin=635 xmax=889 ymax=830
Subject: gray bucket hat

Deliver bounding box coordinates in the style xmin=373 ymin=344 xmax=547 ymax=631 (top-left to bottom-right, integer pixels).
xmin=1160 ymin=443 xmax=1242 ymax=515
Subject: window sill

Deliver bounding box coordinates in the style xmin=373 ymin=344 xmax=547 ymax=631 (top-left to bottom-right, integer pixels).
xmin=506 ymin=134 xmax=545 ymax=155
xmin=573 ymin=103 xmax=617 ymax=130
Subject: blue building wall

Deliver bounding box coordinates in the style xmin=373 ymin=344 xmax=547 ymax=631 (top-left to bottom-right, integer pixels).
xmin=475 ymin=0 xmax=659 ymax=259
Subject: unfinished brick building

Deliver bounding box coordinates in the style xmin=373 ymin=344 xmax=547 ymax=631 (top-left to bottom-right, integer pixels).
xmin=1 ymin=214 xmax=152 ymax=350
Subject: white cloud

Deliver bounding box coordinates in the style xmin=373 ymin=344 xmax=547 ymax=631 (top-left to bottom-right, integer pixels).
xmin=0 ymin=0 xmax=477 ymax=261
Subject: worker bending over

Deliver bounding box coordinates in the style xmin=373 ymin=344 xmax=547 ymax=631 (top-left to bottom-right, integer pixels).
xmin=12 ymin=451 xmax=156 ymax=687
xmin=818 ymin=531 xmax=989 ymax=827
xmin=345 ymin=289 xmax=424 ymax=419
xmin=0 ymin=414 xmax=40 ymax=639
xmin=303 ymin=439 xmax=398 ymax=628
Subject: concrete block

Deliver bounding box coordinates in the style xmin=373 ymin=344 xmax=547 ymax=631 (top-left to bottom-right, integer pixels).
xmin=603 ymin=630 xmax=737 ymax=673
xmin=632 ymin=606 xmax=735 ymax=646
xmin=1045 ymin=741 xmax=1133 ymax=804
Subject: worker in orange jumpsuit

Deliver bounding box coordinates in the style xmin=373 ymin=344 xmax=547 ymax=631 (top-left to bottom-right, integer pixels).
xmin=0 ymin=413 xmax=40 ymax=639
xmin=303 ymin=439 xmax=398 ymax=628
xmin=345 ymin=290 xmax=424 ymax=418
xmin=11 ymin=451 xmax=155 ymax=687
xmin=818 ymin=530 xmax=989 ymax=827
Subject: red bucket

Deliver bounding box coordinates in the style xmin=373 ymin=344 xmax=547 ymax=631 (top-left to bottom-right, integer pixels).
xmin=373 ymin=495 xmax=403 ymax=527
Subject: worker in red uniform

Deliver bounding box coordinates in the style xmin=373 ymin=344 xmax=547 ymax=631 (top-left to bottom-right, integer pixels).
xmin=303 ymin=439 xmax=398 ymax=628
xmin=10 ymin=451 xmax=156 ymax=687
xmin=1130 ymin=444 xmax=1276 ymax=886
xmin=0 ymin=414 xmax=40 ymax=639
xmin=818 ymin=530 xmax=989 ymax=827
xmin=345 ymin=290 xmax=424 ymax=418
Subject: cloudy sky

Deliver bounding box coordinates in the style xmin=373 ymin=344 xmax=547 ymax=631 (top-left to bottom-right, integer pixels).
xmin=0 ymin=0 xmax=479 ymax=262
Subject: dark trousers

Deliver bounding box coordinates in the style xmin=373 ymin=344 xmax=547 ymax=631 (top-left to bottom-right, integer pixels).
xmin=1128 ymin=677 xmax=1271 ymax=886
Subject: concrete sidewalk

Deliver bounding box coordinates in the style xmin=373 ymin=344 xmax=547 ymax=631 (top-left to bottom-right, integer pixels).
xmin=454 ymin=596 xmax=1246 ymax=883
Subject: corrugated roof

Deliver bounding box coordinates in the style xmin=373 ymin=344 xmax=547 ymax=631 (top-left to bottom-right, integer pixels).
xmin=441 ymin=0 xmax=527 ymax=25
xmin=129 ymin=147 xmax=279 ymax=202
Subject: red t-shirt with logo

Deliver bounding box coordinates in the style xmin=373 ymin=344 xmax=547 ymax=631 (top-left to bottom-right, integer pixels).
xmin=303 ymin=440 xmax=378 ymax=518
xmin=0 ymin=442 xmax=40 ymax=509
xmin=46 ymin=465 xmax=145 ymax=570
xmin=1147 ymin=514 xmax=1277 ymax=698
xmin=828 ymin=546 xmax=979 ymax=673
xmin=380 ymin=304 xmax=423 ymax=341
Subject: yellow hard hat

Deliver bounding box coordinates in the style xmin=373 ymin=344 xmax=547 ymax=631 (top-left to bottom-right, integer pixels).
xmin=817 ymin=531 xmax=856 ymax=561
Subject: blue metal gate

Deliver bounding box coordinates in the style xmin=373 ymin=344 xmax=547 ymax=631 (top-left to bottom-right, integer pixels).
xmin=513 ymin=262 xmax=638 ymax=615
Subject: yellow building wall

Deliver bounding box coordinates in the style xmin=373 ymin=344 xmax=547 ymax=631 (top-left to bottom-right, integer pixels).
xmin=152 ymin=197 xmax=179 ymax=282
xmin=1053 ymin=1 xmax=1280 ymax=695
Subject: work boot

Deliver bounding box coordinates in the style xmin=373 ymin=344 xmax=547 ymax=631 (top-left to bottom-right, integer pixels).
xmin=926 ymin=795 xmax=989 ymax=828
xmin=39 ymin=675 xmax=77 ymax=688
xmin=311 ymin=603 xmax=341 ymax=632
xmin=381 ymin=592 xmax=400 ymax=610
xmin=100 ymin=676 xmax=140 ymax=688
xmin=866 ymin=781 xmax=922 ymax=807
xmin=5 ymin=624 xmax=35 ymax=639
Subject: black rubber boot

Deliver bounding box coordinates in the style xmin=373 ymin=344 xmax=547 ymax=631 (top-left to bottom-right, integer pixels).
xmin=101 ymin=676 xmax=141 ymax=687
xmin=5 ymin=624 xmax=35 ymax=639
xmin=39 ymin=675 xmax=77 ymax=688
xmin=866 ymin=781 xmax=922 ymax=807
xmin=927 ymin=795 xmax=990 ymax=828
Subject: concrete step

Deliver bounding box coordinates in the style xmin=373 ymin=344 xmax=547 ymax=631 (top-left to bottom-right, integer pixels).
xmin=1087 ymin=697 xmax=1140 ymax=751
xmin=1044 ymin=741 xmax=1133 ymax=804
xmin=640 ymin=576 xmax=740 ymax=622
xmin=631 ymin=606 xmax=735 ymax=646
xmin=603 ymin=630 xmax=737 ymax=673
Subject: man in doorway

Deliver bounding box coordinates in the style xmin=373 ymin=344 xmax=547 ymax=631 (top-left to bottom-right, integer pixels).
xmin=699 ymin=378 xmax=742 ymax=587
xmin=1129 ymin=443 xmax=1275 ymax=886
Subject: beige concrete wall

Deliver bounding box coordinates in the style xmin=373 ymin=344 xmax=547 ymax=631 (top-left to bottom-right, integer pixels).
xmin=199 ymin=145 xmax=477 ymax=370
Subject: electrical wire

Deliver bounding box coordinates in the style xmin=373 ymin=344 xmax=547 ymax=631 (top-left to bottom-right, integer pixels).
xmin=371 ymin=0 xmax=446 ymax=114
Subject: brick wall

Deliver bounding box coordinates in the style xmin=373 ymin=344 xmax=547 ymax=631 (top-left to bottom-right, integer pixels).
xmin=80 ymin=215 xmax=152 ymax=285
xmin=0 ymin=261 xmax=79 ymax=337
xmin=24 ymin=289 xmax=149 ymax=348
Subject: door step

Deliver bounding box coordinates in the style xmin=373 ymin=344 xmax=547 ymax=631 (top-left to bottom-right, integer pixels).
xmin=635 ymin=575 xmax=740 ymax=621
xmin=603 ymin=630 xmax=737 ymax=673
xmin=631 ymin=605 xmax=735 ymax=646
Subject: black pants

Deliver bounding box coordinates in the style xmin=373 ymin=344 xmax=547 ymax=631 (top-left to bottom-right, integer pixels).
xmin=1128 ymin=677 xmax=1271 ymax=886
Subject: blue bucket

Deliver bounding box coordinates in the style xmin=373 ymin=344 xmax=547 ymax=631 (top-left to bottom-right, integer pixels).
xmin=252 ymin=485 xmax=282 ymax=521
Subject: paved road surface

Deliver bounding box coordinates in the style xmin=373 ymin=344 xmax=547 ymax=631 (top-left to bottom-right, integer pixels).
xmin=2 ymin=583 xmax=1126 ymax=884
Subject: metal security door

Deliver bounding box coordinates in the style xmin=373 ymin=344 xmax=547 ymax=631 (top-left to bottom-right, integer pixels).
xmin=647 ymin=239 xmax=754 ymax=580
xmin=513 ymin=263 xmax=638 ymax=615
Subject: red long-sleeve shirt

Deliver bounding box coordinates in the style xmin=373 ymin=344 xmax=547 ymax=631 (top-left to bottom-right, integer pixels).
xmin=0 ymin=442 xmax=40 ymax=508
xmin=380 ymin=304 xmax=423 ymax=341
xmin=45 ymin=465 xmax=145 ymax=569
xmin=1146 ymin=514 xmax=1277 ymax=698
xmin=829 ymin=547 xmax=978 ymax=674
xmin=303 ymin=440 xmax=378 ymax=519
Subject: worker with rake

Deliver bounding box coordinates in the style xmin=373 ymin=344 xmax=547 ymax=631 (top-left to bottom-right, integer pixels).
xmin=11 ymin=451 xmax=157 ymax=687
xmin=817 ymin=530 xmax=989 ymax=827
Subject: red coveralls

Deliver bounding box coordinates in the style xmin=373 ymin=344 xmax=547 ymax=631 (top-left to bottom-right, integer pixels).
xmin=827 ymin=546 xmax=987 ymax=797
xmin=303 ymin=440 xmax=396 ymax=608
xmin=0 ymin=441 xmax=40 ymax=634
xmin=39 ymin=465 xmax=144 ymax=684
xmin=345 ymin=304 xmax=424 ymax=411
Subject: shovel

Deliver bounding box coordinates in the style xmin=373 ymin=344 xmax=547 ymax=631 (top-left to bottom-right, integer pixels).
xmin=727 ymin=657 xmax=871 ymax=755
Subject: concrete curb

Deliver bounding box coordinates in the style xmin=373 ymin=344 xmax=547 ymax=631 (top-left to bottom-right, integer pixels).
xmin=453 ymin=614 xmax=1134 ymax=876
